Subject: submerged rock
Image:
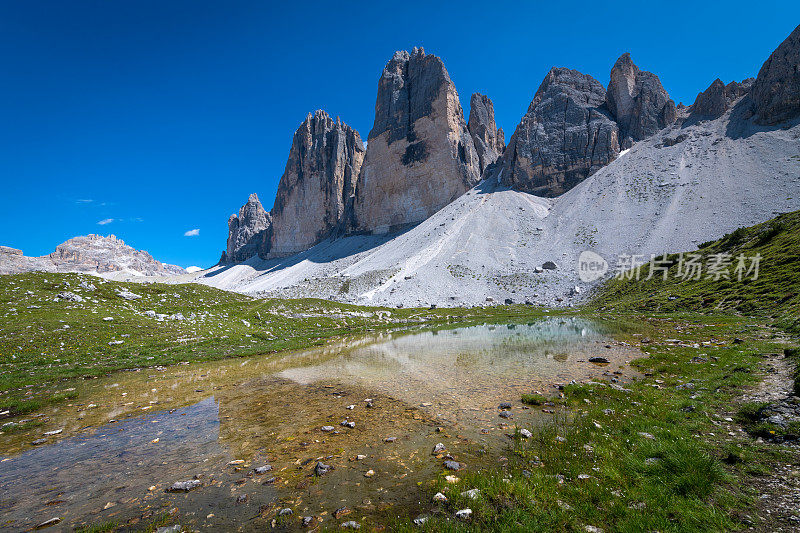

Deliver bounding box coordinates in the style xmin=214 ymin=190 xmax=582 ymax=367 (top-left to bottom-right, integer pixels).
xmin=314 ymin=461 xmax=333 ymax=476
xmin=166 ymin=480 xmax=201 ymax=492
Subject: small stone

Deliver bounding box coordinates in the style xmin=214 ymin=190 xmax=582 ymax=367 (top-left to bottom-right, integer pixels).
xmin=413 ymin=516 xmax=429 ymax=526
xmin=445 ymin=475 xmax=460 ymax=483
xmin=278 ymin=508 xmax=293 ymax=516
xmin=498 ymin=411 xmax=512 ymax=419
xmin=302 ymin=516 xmax=314 ymax=527
xmin=321 ymin=426 xmax=335 ymax=432
xmin=341 ymin=521 xmax=360 ymax=530
xmin=498 ymin=402 xmax=512 ymax=410
xmin=334 ymin=507 xmax=352 ymax=519
xmin=444 ymin=460 xmax=462 ymax=471
xmin=236 ymin=494 xmax=248 ymax=504
xmin=638 ymin=432 xmax=655 ymax=440
xmin=455 ymin=508 xmax=472 ymax=520
xmin=432 ymin=443 xmax=446 ymax=454
xmin=384 ymin=437 xmax=397 ymax=443
xmin=254 ymin=465 xmax=272 ymax=474
xmin=155 ymin=526 xmax=181 ymax=533
xmin=588 ymin=357 xmax=610 ymax=364
xmin=519 ymin=428 xmax=532 ymax=438
xmin=314 ymin=461 xmax=333 ymax=476
xmin=364 ymin=469 xmax=375 ymax=478
xmin=433 ymin=492 xmax=448 ymax=502
xmin=461 ymin=488 xmax=480 ymax=499
xmin=35 ymin=518 xmax=61 ymax=529
xmin=167 ymin=480 xmax=201 ymax=492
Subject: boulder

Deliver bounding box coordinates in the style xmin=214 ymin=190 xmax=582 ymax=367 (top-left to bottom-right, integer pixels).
xmin=499 ymin=67 xmax=620 ymax=196
xmin=353 ymin=47 xmax=480 ymax=233
xmin=468 ymin=93 xmax=505 ymax=174
xmin=606 ymin=53 xmax=677 ymax=147
xmin=752 ymin=24 xmax=800 ymax=125
xmin=269 ymin=110 xmax=365 ymax=257
xmin=225 ymin=193 xmax=272 ymax=262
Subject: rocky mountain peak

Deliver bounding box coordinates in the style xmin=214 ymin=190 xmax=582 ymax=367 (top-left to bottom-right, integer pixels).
xmin=498 ymin=67 xmax=620 ymax=196
xmin=752 ymin=23 xmax=800 ymax=125
xmin=606 ymin=53 xmax=676 ymax=147
xmin=269 ymin=109 xmax=365 ymax=257
xmin=353 ymin=47 xmax=480 ymax=233
xmin=691 ymin=77 xmax=754 ymax=118
xmin=225 ymin=193 xmax=272 ymax=263
xmin=1 ymin=234 xmax=185 ymax=276
xmin=468 ymin=93 xmax=505 ymax=174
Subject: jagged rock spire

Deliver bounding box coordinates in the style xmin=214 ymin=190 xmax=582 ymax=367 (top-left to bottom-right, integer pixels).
xmin=606 ymin=53 xmax=676 ymax=147
xmin=498 ymin=67 xmax=620 ymax=196
xmin=468 ymin=93 xmax=505 ymax=174
xmin=353 ymin=47 xmax=480 ymax=233
xmin=269 ymin=110 xmax=365 ymax=257
xmin=752 ymin=23 xmax=800 ymax=125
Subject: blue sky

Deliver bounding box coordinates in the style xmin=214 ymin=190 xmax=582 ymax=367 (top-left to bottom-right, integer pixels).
xmin=1 ymin=1 xmax=797 ymax=268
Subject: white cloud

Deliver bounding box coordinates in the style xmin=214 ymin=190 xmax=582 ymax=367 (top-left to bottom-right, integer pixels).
xmin=76 ymin=199 xmax=93 ymax=204
xmin=97 ymin=218 xmax=114 ymax=225
xmin=184 ymin=228 xmax=200 ymax=237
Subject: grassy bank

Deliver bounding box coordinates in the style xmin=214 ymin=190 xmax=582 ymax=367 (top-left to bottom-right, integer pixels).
xmin=400 ymin=315 xmax=790 ymax=531
xmin=592 ymin=210 xmax=800 ymax=333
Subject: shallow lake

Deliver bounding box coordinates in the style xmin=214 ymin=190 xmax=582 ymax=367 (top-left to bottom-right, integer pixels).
xmin=0 ymin=317 xmax=644 ymax=531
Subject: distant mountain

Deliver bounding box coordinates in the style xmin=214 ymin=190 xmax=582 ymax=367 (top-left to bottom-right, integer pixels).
xmin=0 ymin=234 xmax=185 ymax=277
xmin=222 ymin=47 xmax=495 ymax=263
xmin=200 ymin=23 xmax=800 ymax=307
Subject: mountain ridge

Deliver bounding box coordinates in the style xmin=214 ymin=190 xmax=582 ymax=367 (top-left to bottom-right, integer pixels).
xmin=0 ymin=234 xmax=185 ymax=277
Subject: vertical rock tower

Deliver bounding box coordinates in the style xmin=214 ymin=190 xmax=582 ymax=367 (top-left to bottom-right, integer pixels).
xmin=353 ymin=47 xmax=480 ymax=234
xmin=498 ymin=67 xmax=620 ymax=196
xmin=225 ymin=193 xmax=272 ymax=263
xmin=467 ymin=92 xmax=505 ymax=174
xmin=606 ymin=53 xmax=677 ymax=148
xmin=269 ymin=110 xmax=365 ymax=257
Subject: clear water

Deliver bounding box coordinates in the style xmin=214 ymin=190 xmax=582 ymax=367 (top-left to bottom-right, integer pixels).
xmin=0 ymin=317 xmax=642 ymax=531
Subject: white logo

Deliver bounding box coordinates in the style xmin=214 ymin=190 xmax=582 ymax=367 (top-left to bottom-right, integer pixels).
xmin=577 ymin=251 xmax=608 ymax=282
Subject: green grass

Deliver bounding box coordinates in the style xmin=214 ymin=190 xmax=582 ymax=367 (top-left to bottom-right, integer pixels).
xmin=395 ymin=317 xmax=780 ymax=531
xmin=0 ymin=271 xmax=553 ymax=415
xmin=521 ymin=393 xmax=546 ymax=406
xmin=5 ymin=211 xmax=800 ymax=531
xmin=592 ymin=210 xmax=800 ymax=333
xmin=392 ymin=211 xmax=800 ymax=531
